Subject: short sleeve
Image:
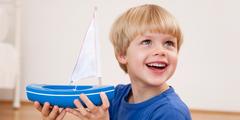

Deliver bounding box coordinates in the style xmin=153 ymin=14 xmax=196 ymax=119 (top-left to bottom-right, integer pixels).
xmin=109 ymin=84 xmax=131 ymax=120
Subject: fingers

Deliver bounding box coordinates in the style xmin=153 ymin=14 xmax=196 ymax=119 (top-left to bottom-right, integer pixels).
xmin=73 ymin=99 xmax=89 ymax=116
xmin=34 ymin=101 xmax=66 ymax=120
xmin=34 ymin=101 xmax=42 ymax=112
xmin=48 ymin=105 xmax=59 ymax=120
xmin=42 ymin=102 xmax=51 ymax=117
xmin=79 ymin=94 xmax=98 ymax=112
xmin=100 ymin=92 xmax=110 ymax=110
xmin=56 ymin=109 xmax=67 ymax=120
xmin=67 ymin=94 xmax=110 ymax=119
xmin=66 ymin=108 xmax=84 ymax=118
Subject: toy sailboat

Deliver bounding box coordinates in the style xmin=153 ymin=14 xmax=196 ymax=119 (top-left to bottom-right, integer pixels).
xmin=26 ymin=10 xmax=115 ymax=108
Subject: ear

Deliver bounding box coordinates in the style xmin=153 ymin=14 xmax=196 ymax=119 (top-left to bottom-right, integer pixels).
xmin=116 ymin=53 xmax=127 ymax=64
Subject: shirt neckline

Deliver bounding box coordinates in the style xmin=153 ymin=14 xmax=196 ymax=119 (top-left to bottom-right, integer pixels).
xmin=121 ymin=85 xmax=174 ymax=109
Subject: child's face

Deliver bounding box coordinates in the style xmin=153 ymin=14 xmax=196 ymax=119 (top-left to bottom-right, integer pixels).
xmin=118 ymin=32 xmax=178 ymax=87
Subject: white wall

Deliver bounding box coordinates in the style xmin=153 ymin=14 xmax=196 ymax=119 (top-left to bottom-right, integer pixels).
xmin=2 ymin=0 xmax=240 ymax=112
xmin=165 ymin=0 xmax=240 ymax=112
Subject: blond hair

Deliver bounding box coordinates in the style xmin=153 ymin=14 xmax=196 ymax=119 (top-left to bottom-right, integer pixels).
xmin=110 ymin=4 xmax=183 ymax=73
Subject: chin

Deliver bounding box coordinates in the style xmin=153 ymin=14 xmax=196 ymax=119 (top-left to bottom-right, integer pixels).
xmin=146 ymin=80 xmax=167 ymax=87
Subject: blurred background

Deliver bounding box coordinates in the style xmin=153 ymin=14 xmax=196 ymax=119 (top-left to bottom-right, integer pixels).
xmin=0 ymin=0 xmax=240 ymax=120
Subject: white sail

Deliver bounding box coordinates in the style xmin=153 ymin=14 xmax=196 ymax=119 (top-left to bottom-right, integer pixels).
xmin=70 ymin=15 xmax=101 ymax=83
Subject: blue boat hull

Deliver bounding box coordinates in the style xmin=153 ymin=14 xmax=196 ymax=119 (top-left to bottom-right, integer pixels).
xmin=26 ymin=84 xmax=115 ymax=108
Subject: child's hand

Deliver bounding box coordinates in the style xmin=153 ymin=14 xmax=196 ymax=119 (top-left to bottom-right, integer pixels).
xmin=34 ymin=101 xmax=66 ymax=120
xmin=66 ymin=92 xmax=110 ymax=120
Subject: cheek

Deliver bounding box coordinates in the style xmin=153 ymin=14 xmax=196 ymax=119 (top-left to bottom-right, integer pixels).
xmin=127 ymin=50 xmax=147 ymax=66
xmin=168 ymin=51 xmax=178 ymax=62
xmin=170 ymin=54 xmax=178 ymax=67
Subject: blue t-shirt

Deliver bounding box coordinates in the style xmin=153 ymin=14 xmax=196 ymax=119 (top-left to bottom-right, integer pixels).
xmin=109 ymin=84 xmax=192 ymax=120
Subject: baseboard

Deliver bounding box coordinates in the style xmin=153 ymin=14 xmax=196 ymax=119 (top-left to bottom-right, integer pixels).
xmin=1 ymin=100 xmax=240 ymax=115
xmin=190 ymin=108 xmax=240 ymax=115
xmin=0 ymin=100 xmax=31 ymax=105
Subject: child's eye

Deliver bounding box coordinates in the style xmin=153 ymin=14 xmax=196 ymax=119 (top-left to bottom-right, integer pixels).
xmin=141 ymin=39 xmax=152 ymax=45
xmin=164 ymin=40 xmax=175 ymax=47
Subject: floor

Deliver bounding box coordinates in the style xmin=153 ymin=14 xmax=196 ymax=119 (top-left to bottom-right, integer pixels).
xmin=1 ymin=102 xmax=240 ymax=120
xmin=0 ymin=102 xmax=78 ymax=120
xmin=191 ymin=110 xmax=240 ymax=120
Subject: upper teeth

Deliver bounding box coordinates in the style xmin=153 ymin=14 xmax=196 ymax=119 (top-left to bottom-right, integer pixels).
xmin=147 ymin=63 xmax=166 ymax=67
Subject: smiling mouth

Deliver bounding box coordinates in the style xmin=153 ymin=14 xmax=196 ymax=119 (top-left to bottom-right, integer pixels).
xmin=146 ymin=63 xmax=168 ymax=70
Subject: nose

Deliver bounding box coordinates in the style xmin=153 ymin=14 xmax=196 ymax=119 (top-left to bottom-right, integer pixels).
xmin=152 ymin=45 xmax=166 ymax=57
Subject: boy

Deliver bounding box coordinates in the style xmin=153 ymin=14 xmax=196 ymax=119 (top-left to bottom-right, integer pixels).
xmin=34 ymin=4 xmax=192 ymax=120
